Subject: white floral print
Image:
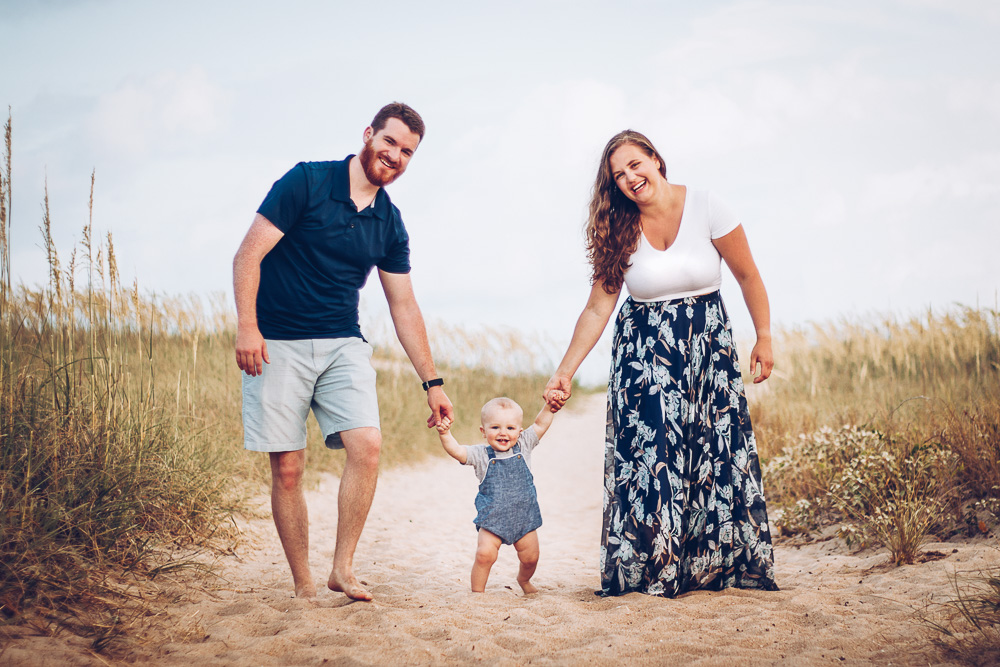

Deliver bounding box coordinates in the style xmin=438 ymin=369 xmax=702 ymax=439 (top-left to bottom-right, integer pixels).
xmin=599 ymin=292 xmax=778 ymax=597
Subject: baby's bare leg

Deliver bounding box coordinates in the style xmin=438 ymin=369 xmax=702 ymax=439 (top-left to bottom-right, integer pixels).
xmin=513 ymin=530 xmax=539 ymax=594
xmin=472 ymin=529 xmax=502 ymax=592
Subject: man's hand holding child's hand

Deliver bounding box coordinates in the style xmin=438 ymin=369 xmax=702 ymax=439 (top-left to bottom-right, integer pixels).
xmin=435 ymin=417 xmax=453 ymax=435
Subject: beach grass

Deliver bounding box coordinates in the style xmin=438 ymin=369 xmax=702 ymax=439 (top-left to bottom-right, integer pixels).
xmin=0 ymin=116 xmax=242 ymax=646
xmin=742 ymin=309 xmax=1000 ymax=657
xmin=925 ymin=564 xmax=1000 ymax=664
xmin=750 ymin=307 xmax=1000 ymax=560
xmin=3 ymin=105 xmax=998 ymax=658
xmin=0 ymin=110 xmax=555 ymax=648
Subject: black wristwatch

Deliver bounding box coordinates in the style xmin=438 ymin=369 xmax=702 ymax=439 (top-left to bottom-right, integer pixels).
xmin=421 ymin=378 xmax=444 ymax=391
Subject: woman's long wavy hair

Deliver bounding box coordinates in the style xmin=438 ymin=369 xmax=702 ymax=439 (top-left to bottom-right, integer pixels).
xmin=586 ymin=129 xmax=667 ymax=293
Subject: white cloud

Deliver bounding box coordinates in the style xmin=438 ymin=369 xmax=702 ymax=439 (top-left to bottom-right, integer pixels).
xmin=859 ymin=154 xmax=1000 ymax=223
xmin=87 ymin=67 xmax=228 ymax=158
xmin=6 ymin=0 xmax=1000 ymax=384
xmin=656 ymin=2 xmax=821 ymax=77
xmin=945 ymin=79 xmax=1000 ymax=116
xmin=810 ymin=189 xmax=849 ymax=230
xmin=896 ymin=0 xmax=1000 ymax=24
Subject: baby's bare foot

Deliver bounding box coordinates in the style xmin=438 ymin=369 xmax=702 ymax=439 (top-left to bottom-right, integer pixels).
xmin=518 ymin=579 xmax=538 ymax=595
xmin=327 ymin=569 xmax=373 ymax=601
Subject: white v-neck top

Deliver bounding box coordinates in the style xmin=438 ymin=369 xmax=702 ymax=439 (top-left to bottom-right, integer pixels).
xmin=623 ymin=190 xmax=740 ymax=302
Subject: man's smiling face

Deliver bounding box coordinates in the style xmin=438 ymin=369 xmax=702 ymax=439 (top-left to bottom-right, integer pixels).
xmin=359 ymin=117 xmax=420 ymax=187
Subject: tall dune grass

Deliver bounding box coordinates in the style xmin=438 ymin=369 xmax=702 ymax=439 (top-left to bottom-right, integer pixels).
xmin=747 ymin=308 xmax=1000 ymax=653
xmin=744 ymin=301 xmax=1000 ymax=656
xmin=750 ymin=307 xmax=1000 ymax=442
xmin=7 ymin=100 xmax=996 ymax=656
xmin=0 ymin=110 xmax=556 ymax=649
xmin=0 ymin=115 xmax=242 ymax=645
xmin=927 ymin=565 xmax=1000 ymax=664
xmin=751 ymin=306 xmax=1000 ymax=560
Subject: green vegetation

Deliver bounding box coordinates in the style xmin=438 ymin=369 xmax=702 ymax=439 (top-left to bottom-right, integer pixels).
xmin=2 ymin=107 xmax=997 ymax=659
xmin=926 ymin=566 xmax=1000 ymax=665
xmin=0 ymin=119 xmax=242 ymax=645
xmin=749 ymin=308 xmax=1000 ymax=658
xmin=0 ymin=110 xmax=552 ymax=650
xmin=753 ymin=308 xmax=1000 ymax=557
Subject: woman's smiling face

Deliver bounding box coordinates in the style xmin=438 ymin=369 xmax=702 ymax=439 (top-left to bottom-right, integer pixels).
xmin=609 ymin=143 xmax=662 ymax=203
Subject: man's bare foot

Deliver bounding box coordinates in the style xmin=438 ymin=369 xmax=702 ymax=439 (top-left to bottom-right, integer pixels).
xmin=327 ymin=570 xmax=373 ymax=601
xmin=518 ymin=579 xmax=538 ymax=595
xmin=294 ymin=581 xmax=317 ymax=598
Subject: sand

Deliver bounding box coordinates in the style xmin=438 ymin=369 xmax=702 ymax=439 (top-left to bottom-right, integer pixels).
xmin=4 ymin=394 xmax=997 ymax=665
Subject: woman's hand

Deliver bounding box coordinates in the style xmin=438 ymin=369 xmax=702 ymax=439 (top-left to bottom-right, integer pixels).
xmin=543 ymin=281 xmax=619 ymax=412
xmin=544 ymin=375 xmax=573 ymax=411
xmin=749 ymin=336 xmax=774 ymax=383
xmin=714 ymin=224 xmax=773 ymax=385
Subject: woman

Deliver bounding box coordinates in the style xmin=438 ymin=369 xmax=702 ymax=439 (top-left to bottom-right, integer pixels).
xmin=544 ymin=130 xmax=778 ymax=597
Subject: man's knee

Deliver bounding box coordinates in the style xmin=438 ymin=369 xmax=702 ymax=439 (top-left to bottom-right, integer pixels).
xmin=341 ymin=427 xmax=381 ymax=468
xmin=270 ymin=451 xmax=305 ymax=492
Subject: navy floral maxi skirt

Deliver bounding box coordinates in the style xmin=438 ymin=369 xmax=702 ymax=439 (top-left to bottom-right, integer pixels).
xmin=599 ymin=291 xmax=778 ymax=597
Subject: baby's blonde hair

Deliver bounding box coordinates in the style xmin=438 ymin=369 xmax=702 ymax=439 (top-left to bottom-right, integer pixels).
xmin=480 ymin=397 xmax=523 ymax=424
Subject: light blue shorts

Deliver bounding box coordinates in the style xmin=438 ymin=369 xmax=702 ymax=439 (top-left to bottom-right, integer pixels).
xmin=241 ymin=337 xmax=380 ymax=452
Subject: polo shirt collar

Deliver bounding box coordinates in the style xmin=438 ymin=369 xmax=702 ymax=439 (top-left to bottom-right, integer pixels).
xmin=332 ymin=154 xmax=391 ymax=220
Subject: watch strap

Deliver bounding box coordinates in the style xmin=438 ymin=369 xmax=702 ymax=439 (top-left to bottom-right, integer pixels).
xmin=422 ymin=377 xmax=444 ymax=391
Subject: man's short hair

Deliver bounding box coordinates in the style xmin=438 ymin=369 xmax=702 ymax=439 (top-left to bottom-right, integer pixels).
xmin=481 ymin=397 xmax=523 ymax=424
xmin=371 ymin=102 xmax=425 ymax=140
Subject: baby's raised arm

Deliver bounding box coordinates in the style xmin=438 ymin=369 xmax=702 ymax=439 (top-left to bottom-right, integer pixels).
xmin=435 ymin=417 xmax=468 ymax=464
xmin=532 ymin=391 xmax=565 ymax=439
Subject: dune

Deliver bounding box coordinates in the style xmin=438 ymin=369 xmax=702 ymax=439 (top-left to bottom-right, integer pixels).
xmin=4 ymin=394 xmax=996 ymax=665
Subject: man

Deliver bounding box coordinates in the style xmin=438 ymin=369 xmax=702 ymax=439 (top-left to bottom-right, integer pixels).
xmin=233 ymin=102 xmax=453 ymax=601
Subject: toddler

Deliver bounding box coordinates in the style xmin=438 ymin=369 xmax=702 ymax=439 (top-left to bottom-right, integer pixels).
xmin=436 ymin=395 xmax=562 ymax=593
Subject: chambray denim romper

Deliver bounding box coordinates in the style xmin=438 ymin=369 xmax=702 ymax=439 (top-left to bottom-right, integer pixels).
xmin=474 ymin=444 xmax=543 ymax=545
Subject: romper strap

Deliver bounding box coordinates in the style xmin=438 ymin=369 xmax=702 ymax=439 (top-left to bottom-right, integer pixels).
xmin=485 ymin=443 xmax=520 ymax=460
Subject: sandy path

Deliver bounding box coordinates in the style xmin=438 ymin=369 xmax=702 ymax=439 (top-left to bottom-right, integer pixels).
xmin=6 ymin=395 xmax=997 ymax=665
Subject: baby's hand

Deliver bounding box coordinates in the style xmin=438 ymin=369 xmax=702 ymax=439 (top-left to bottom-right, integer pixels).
xmin=435 ymin=417 xmax=453 ymax=434
xmin=546 ymin=390 xmax=568 ymax=412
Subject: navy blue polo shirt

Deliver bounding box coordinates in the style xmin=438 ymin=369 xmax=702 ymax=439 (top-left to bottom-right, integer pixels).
xmin=255 ymin=157 xmax=410 ymax=340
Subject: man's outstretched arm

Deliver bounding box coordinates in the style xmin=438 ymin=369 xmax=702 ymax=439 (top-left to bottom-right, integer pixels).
xmin=378 ymin=269 xmax=454 ymax=427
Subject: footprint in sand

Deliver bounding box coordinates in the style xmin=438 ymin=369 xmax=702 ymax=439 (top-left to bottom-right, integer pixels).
xmin=243 ymin=620 xmax=290 ymax=638
xmin=492 ymin=632 xmax=541 ymax=653
xmin=215 ymin=601 xmax=257 ymax=617
xmin=408 ymin=627 xmax=451 ymax=641
xmin=309 ymin=633 xmax=358 ymax=648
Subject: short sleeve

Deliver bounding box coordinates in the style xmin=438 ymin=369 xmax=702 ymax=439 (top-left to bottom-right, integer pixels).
xmin=376 ymin=207 xmax=411 ymax=274
xmin=257 ymin=163 xmax=308 ymax=234
xmin=463 ymin=444 xmax=490 ymax=481
xmin=708 ymin=192 xmax=741 ymax=239
xmin=518 ymin=426 xmax=540 ymax=454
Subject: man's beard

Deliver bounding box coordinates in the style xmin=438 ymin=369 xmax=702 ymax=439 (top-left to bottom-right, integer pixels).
xmin=359 ymin=140 xmax=402 ymax=187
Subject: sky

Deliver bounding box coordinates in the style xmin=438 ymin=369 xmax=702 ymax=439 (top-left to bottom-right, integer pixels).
xmin=3 ymin=0 xmax=999 ymax=383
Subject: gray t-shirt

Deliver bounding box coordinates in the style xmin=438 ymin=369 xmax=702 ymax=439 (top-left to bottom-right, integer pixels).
xmin=463 ymin=426 xmax=540 ymax=482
